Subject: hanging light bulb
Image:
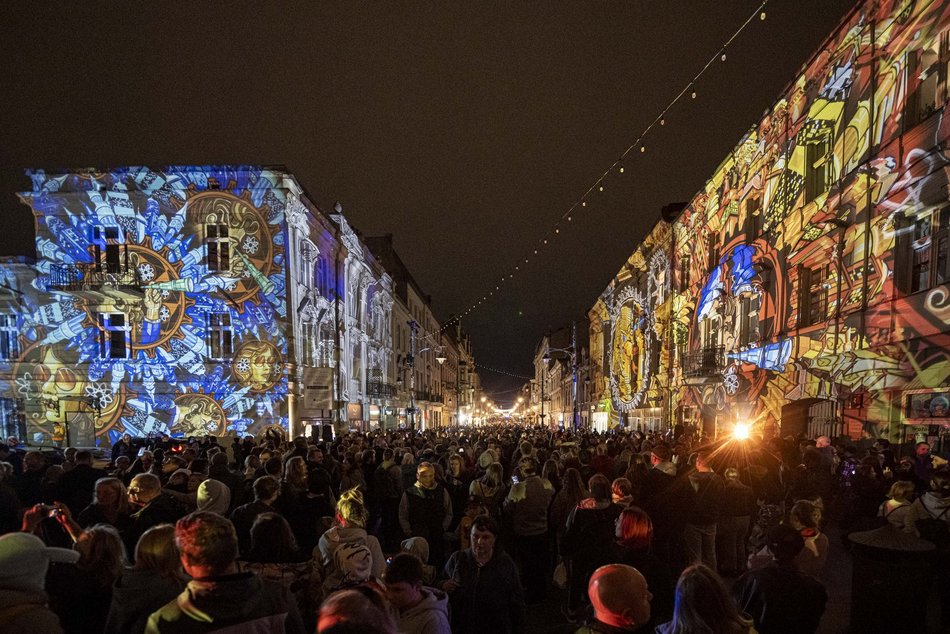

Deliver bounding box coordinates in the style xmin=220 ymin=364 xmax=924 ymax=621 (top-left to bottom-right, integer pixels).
xmin=524 ymin=258 xmax=528 ymax=263
xmin=691 ymin=88 xmax=697 ymax=99
xmin=555 ymin=227 xmax=559 ymax=234
xmin=619 ymin=164 xmax=624 ymax=174
xmin=582 ymin=201 xmax=587 ymax=207
xmin=599 ymin=185 xmax=604 ymax=192
xmin=721 ymin=52 xmax=727 ymax=62
xmin=759 ymin=10 xmax=766 ymax=20
xmin=567 ymin=215 xmax=572 ymax=221
xmin=543 ymin=239 xmax=548 ymax=244
xmin=533 ymin=249 xmax=538 ymax=255
xmin=660 ymin=118 xmax=665 ymax=126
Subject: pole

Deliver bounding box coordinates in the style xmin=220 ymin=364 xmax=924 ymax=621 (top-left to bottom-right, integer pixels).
xmin=540 ymin=358 xmax=546 ymax=429
xmin=408 ymin=319 xmax=417 ymax=431
xmin=571 ymin=321 xmax=579 ymax=430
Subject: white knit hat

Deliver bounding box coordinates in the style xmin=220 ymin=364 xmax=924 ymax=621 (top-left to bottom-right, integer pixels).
xmin=0 ymin=532 xmax=79 ymax=591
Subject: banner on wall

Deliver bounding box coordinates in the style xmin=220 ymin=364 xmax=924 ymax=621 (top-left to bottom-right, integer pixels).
xmin=300 ymin=367 xmax=334 ymax=416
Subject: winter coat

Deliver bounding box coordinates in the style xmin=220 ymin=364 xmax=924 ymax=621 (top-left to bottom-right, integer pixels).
xmin=144 ymin=572 xmax=305 ymax=633
xmin=0 ymin=587 xmax=63 ymax=633
xmin=105 ymin=568 xmax=185 ymax=634
xmin=441 ymin=549 xmax=524 ymax=634
xmin=733 ymin=563 xmax=827 ymax=634
xmin=122 ymin=493 xmax=186 ymax=558
xmin=903 ymin=491 xmax=950 ymax=537
xmin=399 ymin=484 xmax=453 ymax=539
xmin=687 ymin=471 xmax=725 ymax=525
xmin=315 ymin=525 xmax=385 ymax=592
xmin=504 ymin=475 xmax=554 ymax=536
xmin=236 ymin=558 xmax=321 ymax=627
xmin=397 ymin=586 xmax=451 ymax=634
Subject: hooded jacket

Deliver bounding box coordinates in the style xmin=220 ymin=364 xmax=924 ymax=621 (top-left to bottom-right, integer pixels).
xmin=144 ymin=572 xmax=304 ymax=633
xmin=105 ymin=568 xmax=185 ymax=634
xmin=442 ymin=548 xmax=524 ymax=634
xmin=398 ymin=587 xmax=451 ymax=634
xmin=903 ymin=491 xmax=950 ymax=536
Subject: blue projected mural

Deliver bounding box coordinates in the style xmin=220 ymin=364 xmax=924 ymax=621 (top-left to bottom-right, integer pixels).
xmin=16 ymin=166 xmax=291 ymax=444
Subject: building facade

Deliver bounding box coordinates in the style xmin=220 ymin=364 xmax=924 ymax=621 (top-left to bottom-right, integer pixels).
xmin=591 ymin=0 xmax=950 ymax=448
xmin=1 ymin=166 xmax=455 ymax=446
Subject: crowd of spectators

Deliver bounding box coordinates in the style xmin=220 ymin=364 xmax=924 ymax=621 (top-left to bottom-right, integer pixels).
xmin=0 ymin=426 xmax=947 ymax=633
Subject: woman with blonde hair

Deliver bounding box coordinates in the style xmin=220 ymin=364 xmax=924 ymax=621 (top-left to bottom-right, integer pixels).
xmin=878 ymin=479 xmax=915 ymax=528
xmin=469 ymin=462 xmax=507 ymax=519
xmin=315 ymin=487 xmax=385 ymax=594
xmin=105 ymin=524 xmax=186 ymax=634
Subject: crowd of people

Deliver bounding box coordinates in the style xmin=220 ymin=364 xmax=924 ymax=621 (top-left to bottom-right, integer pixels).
xmin=0 ymin=424 xmax=947 ymax=633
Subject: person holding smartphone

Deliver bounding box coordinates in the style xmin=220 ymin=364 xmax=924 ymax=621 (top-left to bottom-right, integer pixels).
xmin=504 ymin=456 xmax=554 ymax=605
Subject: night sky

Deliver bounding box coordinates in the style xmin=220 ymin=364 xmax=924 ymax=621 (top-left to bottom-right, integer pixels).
xmin=0 ymin=1 xmax=855 ymax=403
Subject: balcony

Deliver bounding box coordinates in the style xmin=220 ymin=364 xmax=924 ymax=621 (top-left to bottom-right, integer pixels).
xmin=366 ymin=381 xmax=397 ymax=398
xmin=416 ymin=391 xmax=444 ymax=404
xmin=683 ymin=345 xmax=725 ymax=384
xmin=48 ymin=263 xmax=143 ymax=298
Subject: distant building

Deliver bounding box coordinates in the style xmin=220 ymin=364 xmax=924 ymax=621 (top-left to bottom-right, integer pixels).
xmin=590 ymin=0 xmax=950 ymax=447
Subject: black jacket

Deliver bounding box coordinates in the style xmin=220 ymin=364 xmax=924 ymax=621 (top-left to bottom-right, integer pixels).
xmin=122 ymin=493 xmax=185 ymax=557
xmin=732 ymin=563 xmax=827 ymax=634
xmin=442 ymin=549 xmax=524 ymax=634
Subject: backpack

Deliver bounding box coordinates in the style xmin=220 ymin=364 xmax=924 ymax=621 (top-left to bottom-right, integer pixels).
xmin=332 ymin=541 xmax=373 ymax=588
xmin=915 ymin=502 xmax=950 ymax=547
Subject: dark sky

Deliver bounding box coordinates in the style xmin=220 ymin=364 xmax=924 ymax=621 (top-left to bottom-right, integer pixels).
xmin=0 ymin=1 xmax=855 ymax=403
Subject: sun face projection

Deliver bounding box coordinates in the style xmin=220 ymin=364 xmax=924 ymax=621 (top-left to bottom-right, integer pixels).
xmin=232 ymin=340 xmax=282 ymax=392
xmin=609 ymin=287 xmax=652 ymax=412
xmin=172 ymin=392 xmax=228 ymax=436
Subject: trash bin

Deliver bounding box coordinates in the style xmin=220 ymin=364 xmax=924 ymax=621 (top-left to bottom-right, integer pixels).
xmin=848 ymin=524 xmax=934 ymax=633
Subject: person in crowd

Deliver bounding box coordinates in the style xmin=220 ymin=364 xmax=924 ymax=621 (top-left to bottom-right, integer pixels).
xmin=207 ymin=451 xmax=244 ymax=512
xmin=656 ymin=564 xmax=755 ymax=634
xmin=733 ymin=523 xmax=828 ymax=634
xmin=56 ymin=449 xmax=108 ymax=516
xmin=146 ymin=511 xmax=305 ymax=633
xmin=122 ymin=473 xmax=186 ymax=557
xmin=112 ymin=455 xmax=134 ymax=485
xmin=317 ymin=487 xmax=386 ymax=595
xmin=195 ymin=478 xmax=231 ymax=515
xmin=374 ymin=448 xmax=404 ymax=552
xmin=441 ymin=514 xmax=524 ymax=634
xmin=575 ymin=563 xmax=653 ymax=633
xmin=903 ymin=467 xmax=950 ymax=540
xmin=105 ymin=524 xmax=187 ymax=634
xmin=611 ymin=505 xmax=675 ymax=628
xmin=542 ymin=458 xmax=561 ymax=492
xmin=384 ymin=553 xmax=451 ymax=634
xmin=0 ymin=460 xmax=21 ymax=534
xmin=47 ymin=523 xmax=127 ymax=633
xmin=469 ymin=461 xmax=507 ymax=519
xmin=717 ymin=467 xmax=755 ymax=577
xmin=316 ymin=586 xmax=397 ymax=634
xmin=399 ymin=462 xmax=452 ymax=569
xmin=786 ymin=447 xmax=834 ymax=508
xmin=505 ymin=455 xmax=555 ymax=604
xmin=611 ymin=477 xmax=634 ymax=507
xmin=550 ymin=467 xmax=588 ymax=552
xmin=913 ymin=441 xmax=936 ymax=484
xmin=788 ymin=500 xmax=828 ymax=578
xmin=561 ymin=473 xmax=623 ymax=622
xmin=128 ymin=451 xmax=155 ymax=481
xmin=684 ymin=451 xmax=724 ymax=570
xmin=444 ymin=453 xmax=471 ymax=532
xmin=400 ymin=451 xmax=418 ymax=492
xmin=77 ymin=476 xmax=131 ymax=531
xmin=230 ymin=475 xmax=281 ymax=554
xmin=15 ymin=450 xmax=51 ymax=507
xmin=878 ymin=479 xmax=915 ymax=528
xmin=239 ymin=512 xmax=321 ymax=630
xmin=639 ymin=444 xmax=691 ymax=571
xmin=0 ymin=530 xmax=78 ymax=633
xmin=401 ymin=536 xmax=437 ymax=585
xmin=112 ymin=434 xmax=138 ymax=464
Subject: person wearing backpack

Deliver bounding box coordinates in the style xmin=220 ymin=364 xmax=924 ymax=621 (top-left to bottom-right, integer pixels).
xmin=316 ymin=487 xmax=385 ymax=596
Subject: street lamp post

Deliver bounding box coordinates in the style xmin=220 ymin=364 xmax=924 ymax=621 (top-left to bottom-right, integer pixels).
xmin=406 ymin=320 xmax=446 ymax=432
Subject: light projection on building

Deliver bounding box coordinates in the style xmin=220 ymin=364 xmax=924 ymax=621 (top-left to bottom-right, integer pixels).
xmin=13 ymin=166 xmax=290 ymax=444
xmin=591 ymin=0 xmax=950 ymax=440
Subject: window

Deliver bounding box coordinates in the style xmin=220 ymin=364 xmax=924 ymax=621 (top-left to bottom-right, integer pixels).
xmin=205 ymin=224 xmax=230 ymax=272
xmin=207 ymin=313 xmax=233 ymax=359
xmin=804 ymin=135 xmax=835 ymax=203
xmin=98 ymin=313 xmax=129 ymax=359
xmin=743 ymin=198 xmax=762 ymax=241
xmin=708 ymin=236 xmax=720 ymax=271
xmin=797 ymin=265 xmax=829 ymax=328
xmin=0 ymin=315 xmax=18 ymax=359
xmin=738 ymin=294 xmax=761 ymax=347
xmin=896 ymin=207 xmax=950 ymax=294
xmin=679 ymin=254 xmax=690 ymax=292
xmin=318 ymin=257 xmax=333 ymax=297
xmin=91 ymin=227 xmax=126 ymax=273
xmin=301 ymin=321 xmax=316 ymax=366
xmin=904 ymin=30 xmax=950 ymax=128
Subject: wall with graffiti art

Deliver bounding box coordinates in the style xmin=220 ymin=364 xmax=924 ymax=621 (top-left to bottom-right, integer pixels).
xmin=591 ymin=0 xmax=950 ymax=445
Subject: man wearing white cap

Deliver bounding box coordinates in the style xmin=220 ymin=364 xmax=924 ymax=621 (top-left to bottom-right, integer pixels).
xmin=0 ymin=531 xmax=79 ymax=632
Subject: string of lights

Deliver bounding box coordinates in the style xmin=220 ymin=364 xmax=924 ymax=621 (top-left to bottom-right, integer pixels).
xmin=437 ymin=0 xmax=771 ymax=334
xmin=473 ymin=362 xmax=533 ymax=381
